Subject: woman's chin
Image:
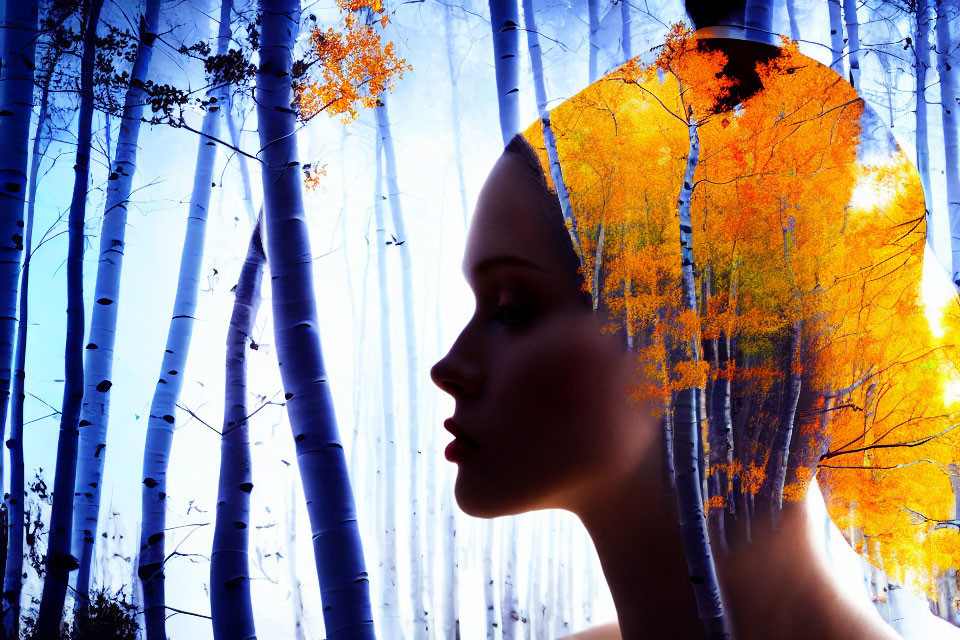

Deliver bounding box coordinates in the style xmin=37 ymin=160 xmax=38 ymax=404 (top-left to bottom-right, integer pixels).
xmin=453 ymin=481 xmax=506 ymax=519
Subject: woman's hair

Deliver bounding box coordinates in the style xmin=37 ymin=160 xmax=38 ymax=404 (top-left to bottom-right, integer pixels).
xmin=503 ymin=133 xmax=590 ymax=308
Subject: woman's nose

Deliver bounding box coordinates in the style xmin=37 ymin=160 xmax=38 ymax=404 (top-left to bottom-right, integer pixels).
xmin=429 ymin=336 xmax=481 ymax=398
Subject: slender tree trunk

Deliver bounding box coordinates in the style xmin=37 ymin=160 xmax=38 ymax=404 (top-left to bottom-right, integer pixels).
xmin=374 ymin=94 xmax=428 ymax=638
xmin=588 ymin=0 xmax=600 ymax=83
xmin=72 ymin=0 xmax=162 ymax=609
xmin=483 ymin=520 xmax=496 ymax=640
xmin=500 ymin=519 xmax=519 ymax=640
xmin=842 ymin=0 xmax=861 ymax=87
xmin=286 ymin=472 xmax=309 ymax=640
xmin=769 ymin=216 xmax=802 ymax=512
xmin=621 ymin=0 xmax=632 ymax=61
xmin=915 ymin=0 xmax=935 ymax=252
xmin=224 ymin=98 xmax=257 ymax=228
xmin=522 ymin=0 xmax=581 ymax=254
xmin=444 ymin=5 xmax=470 ymax=229
xmin=0 ymin=0 xmax=38 ymax=520
xmin=744 ymin=0 xmax=773 ymax=37
xmin=1 ymin=40 xmax=50 ymax=639
xmin=526 ymin=517 xmax=541 ymax=639
xmin=372 ymin=130 xmax=401 ymax=638
xmin=827 ymin=0 xmax=846 ymax=77
xmin=138 ymin=3 xmax=231 ymax=635
xmin=785 ymin=0 xmax=801 ymax=41
xmin=36 ymin=0 xmax=105 ymax=634
xmin=442 ymin=472 xmax=459 ymax=639
xmin=257 ymin=1 xmax=375 ymax=637
xmin=489 ymin=0 xmax=520 ymax=145
xmin=672 ymin=108 xmax=726 ymax=639
xmin=210 ymin=216 xmax=264 ymax=640
xmin=935 ymin=0 xmax=960 ymax=286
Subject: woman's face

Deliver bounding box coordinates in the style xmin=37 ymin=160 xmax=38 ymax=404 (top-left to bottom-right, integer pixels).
xmin=430 ymin=152 xmax=655 ymax=518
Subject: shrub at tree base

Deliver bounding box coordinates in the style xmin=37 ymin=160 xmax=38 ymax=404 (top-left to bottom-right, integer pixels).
xmin=21 ymin=588 xmax=138 ymax=640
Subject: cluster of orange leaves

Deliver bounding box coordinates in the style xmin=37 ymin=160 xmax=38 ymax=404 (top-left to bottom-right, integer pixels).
xmin=296 ymin=0 xmax=410 ymax=126
xmin=522 ymin=23 xmax=960 ymax=595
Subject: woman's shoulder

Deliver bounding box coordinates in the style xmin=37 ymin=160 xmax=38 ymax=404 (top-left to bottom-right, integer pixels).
xmin=560 ymin=621 xmax=622 ymax=640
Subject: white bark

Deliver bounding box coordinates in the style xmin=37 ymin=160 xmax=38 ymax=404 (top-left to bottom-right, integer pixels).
xmin=935 ymin=0 xmax=960 ymax=286
xmin=372 ymin=130 xmax=401 ymax=638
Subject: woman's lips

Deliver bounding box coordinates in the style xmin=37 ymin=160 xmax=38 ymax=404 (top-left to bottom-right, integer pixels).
xmin=443 ymin=418 xmax=480 ymax=462
xmin=444 ymin=438 xmax=479 ymax=462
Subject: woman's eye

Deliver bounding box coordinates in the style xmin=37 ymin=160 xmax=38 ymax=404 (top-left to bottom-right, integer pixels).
xmin=492 ymin=303 xmax=534 ymax=328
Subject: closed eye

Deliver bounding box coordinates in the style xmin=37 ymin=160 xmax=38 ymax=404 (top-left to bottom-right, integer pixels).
xmin=492 ymin=303 xmax=535 ymax=328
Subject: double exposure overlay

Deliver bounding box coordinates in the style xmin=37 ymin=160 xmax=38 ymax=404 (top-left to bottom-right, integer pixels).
xmin=521 ymin=25 xmax=960 ymax=597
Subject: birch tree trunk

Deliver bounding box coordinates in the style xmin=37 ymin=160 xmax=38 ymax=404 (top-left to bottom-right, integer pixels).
xmin=483 ymin=520 xmax=496 ymax=640
xmin=256 ymin=0 xmax=374 ymax=636
xmin=286 ymin=471 xmax=309 ymax=640
xmin=827 ymin=0 xmax=846 ymax=77
xmin=374 ymin=94 xmax=428 ymax=638
xmin=1 ymin=43 xmax=50 ymax=639
xmin=744 ymin=0 xmax=774 ymax=36
xmin=442 ymin=472 xmax=460 ymax=639
xmin=225 ymin=98 xmax=257 ymax=228
xmin=588 ymin=0 xmax=600 ymax=83
xmin=36 ymin=0 xmax=105 ymax=634
xmin=372 ymin=130 xmax=401 ymax=638
xmin=915 ymin=0 xmax=935 ymax=250
xmin=0 ymin=0 xmax=39 ymax=529
xmin=521 ymin=0 xmax=581 ymax=254
xmin=621 ymin=0 xmax=632 ymax=61
xmin=672 ymin=109 xmax=727 ymax=639
xmin=444 ymin=5 xmax=470 ymax=229
xmin=138 ymin=3 xmax=231 ymax=635
xmin=842 ymin=0 xmax=861 ymax=87
xmin=500 ymin=518 xmax=519 ymax=640
xmin=935 ymin=0 xmax=960 ymax=286
xmin=489 ymin=0 xmax=520 ymax=145
xmin=210 ymin=216 xmax=264 ymax=640
xmin=785 ymin=0 xmax=801 ymax=41
xmin=769 ymin=217 xmax=802 ymax=512
xmin=72 ymin=0 xmax=162 ymax=608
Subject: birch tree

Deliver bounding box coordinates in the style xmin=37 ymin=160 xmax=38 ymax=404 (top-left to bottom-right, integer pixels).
xmin=71 ymin=0 xmax=161 ymax=610
xmin=913 ymin=0 xmax=935 ymax=242
xmin=842 ymin=0 xmax=861 ymax=87
xmin=828 ymin=0 xmax=846 ymax=76
xmin=935 ymin=0 xmax=960 ymax=286
xmin=375 ymin=92 xmax=428 ymax=638
xmin=1 ymin=34 xmax=55 ymax=638
xmin=138 ymin=2 xmax=234 ymax=636
xmin=588 ymin=0 xmax=600 ymax=84
xmin=489 ymin=0 xmax=520 ymax=145
xmin=0 ymin=0 xmax=39 ymax=528
xmin=522 ymin=0 xmax=580 ymax=253
xmin=372 ymin=130 xmax=400 ymax=638
xmin=744 ymin=0 xmax=774 ymax=36
xmin=36 ymin=0 xmax=105 ymax=634
xmin=444 ymin=5 xmax=470 ymax=229
xmin=256 ymin=0 xmax=415 ymax=634
xmin=210 ymin=216 xmax=264 ymax=640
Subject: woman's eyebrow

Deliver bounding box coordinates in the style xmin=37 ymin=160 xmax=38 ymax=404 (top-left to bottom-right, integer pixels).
xmin=463 ymin=254 xmax=546 ymax=280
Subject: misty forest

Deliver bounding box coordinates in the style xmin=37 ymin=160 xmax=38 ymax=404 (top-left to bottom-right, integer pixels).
xmin=0 ymin=0 xmax=959 ymax=638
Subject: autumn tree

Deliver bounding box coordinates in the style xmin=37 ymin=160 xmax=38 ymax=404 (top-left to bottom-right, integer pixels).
xmin=522 ymin=23 xmax=958 ymax=624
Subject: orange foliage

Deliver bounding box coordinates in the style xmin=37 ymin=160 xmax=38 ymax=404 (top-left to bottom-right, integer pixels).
xmin=296 ymin=0 xmax=410 ymax=126
xmin=521 ymin=23 xmax=960 ymax=593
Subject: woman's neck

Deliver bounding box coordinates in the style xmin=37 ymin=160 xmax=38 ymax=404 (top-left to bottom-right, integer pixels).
xmin=573 ymin=448 xmax=900 ymax=640
xmin=574 ymin=442 xmax=706 ymax=639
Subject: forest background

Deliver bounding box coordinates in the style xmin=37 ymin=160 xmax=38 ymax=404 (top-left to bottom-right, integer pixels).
xmin=0 ymin=0 xmax=959 ymax=638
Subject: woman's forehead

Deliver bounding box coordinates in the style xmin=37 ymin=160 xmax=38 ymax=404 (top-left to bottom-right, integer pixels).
xmin=462 ymin=154 xmax=562 ymax=279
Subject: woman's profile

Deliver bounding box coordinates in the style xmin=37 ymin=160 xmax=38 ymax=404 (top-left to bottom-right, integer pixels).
xmin=430 ymin=14 xmax=959 ymax=640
